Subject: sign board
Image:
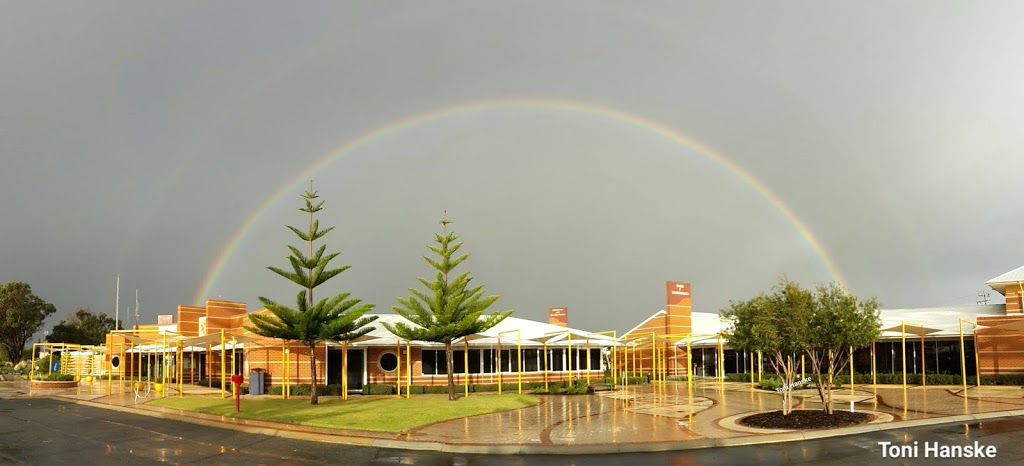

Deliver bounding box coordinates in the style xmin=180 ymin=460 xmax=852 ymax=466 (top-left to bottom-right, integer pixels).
xmin=666 ymin=282 xmax=692 ymax=307
xmin=157 ymin=314 xmax=173 ymax=325
xmin=548 ymin=308 xmax=568 ymax=327
xmin=198 ymin=316 xmax=208 ymax=336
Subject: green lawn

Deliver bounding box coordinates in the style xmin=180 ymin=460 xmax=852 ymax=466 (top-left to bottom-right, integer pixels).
xmin=148 ymin=393 xmax=539 ymax=433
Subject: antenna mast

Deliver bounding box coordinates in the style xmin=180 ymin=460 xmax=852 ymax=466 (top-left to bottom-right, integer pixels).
xmin=134 ymin=290 xmax=140 ymax=326
xmin=115 ymin=275 xmax=120 ymax=330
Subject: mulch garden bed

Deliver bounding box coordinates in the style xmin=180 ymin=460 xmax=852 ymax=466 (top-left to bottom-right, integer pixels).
xmin=739 ymin=410 xmax=872 ymax=430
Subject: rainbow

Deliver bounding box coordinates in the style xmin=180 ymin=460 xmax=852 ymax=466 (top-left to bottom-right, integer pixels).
xmin=195 ymin=97 xmax=848 ymax=304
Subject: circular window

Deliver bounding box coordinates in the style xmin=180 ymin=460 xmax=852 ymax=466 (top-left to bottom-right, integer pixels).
xmin=111 ymin=356 xmax=121 ymax=369
xmin=379 ymin=352 xmax=398 ymax=372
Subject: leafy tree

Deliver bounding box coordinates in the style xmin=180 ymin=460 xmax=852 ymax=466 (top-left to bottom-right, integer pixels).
xmin=806 ymin=282 xmax=881 ymax=414
xmin=246 ymin=182 xmax=377 ymax=405
xmin=721 ymin=278 xmax=814 ymax=415
xmin=383 ymin=212 xmax=512 ymax=400
xmin=46 ymin=308 xmax=121 ymax=345
xmin=0 ymin=282 xmax=57 ymax=362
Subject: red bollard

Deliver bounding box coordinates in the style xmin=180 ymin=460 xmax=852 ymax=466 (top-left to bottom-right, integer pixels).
xmin=231 ymin=375 xmax=243 ymax=413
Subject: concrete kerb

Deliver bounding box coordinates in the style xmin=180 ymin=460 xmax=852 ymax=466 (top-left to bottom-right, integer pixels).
xmin=51 ymin=395 xmax=1024 ymax=456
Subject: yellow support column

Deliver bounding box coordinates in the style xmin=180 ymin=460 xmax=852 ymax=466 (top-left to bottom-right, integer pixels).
xmin=959 ymin=320 xmax=967 ymax=394
xmin=757 ymin=351 xmax=762 ymax=383
xmin=586 ymin=339 xmax=591 ymax=384
xmin=231 ymin=337 xmax=237 ymax=398
xmin=686 ymin=336 xmax=692 ymax=392
xmin=162 ymin=333 xmax=168 ymax=398
xmin=974 ymin=323 xmax=981 ymax=388
xmin=920 ymin=334 xmax=926 ymax=387
xmin=849 ymin=346 xmax=854 ymax=393
xmin=871 ymin=341 xmax=877 ymax=386
xmin=801 ymin=354 xmax=805 ymax=381
xmin=517 ymin=334 xmax=522 ymax=394
xmin=178 ymin=343 xmax=183 ymax=397
xmin=220 ymin=329 xmax=226 ymax=399
xmin=543 ymin=341 xmax=549 ymax=392
xmin=406 ymin=340 xmax=411 ymax=399
xmin=464 ymin=340 xmax=469 ymax=398
xmin=567 ymin=333 xmax=573 ymax=385
xmin=901 ymin=322 xmax=907 ymax=390
xmin=396 ymin=341 xmax=402 ymax=398
xmin=342 ymin=341 xmax=348 ymax=401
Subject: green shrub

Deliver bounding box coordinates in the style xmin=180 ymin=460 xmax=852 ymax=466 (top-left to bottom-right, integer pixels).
xmin=362 ymin=384 xmax=396 ymax=395
xmin=44 ymin=373 xmax=75 ymax=381
xmin=758 ymin=377 xmax=783 ymax=391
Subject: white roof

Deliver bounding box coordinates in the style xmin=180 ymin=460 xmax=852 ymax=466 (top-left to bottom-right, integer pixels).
xmin=348 ymin=314 xmax=617 ymax=348
xmin=877 ymin=305 xmax=1005 ymax=338
xmin=987 ymin=265 xmax=1024 ymax=293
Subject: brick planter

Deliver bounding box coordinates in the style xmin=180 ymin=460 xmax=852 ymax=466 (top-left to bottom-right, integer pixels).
xmin=30 ymin=380 xmax=78 ymax=389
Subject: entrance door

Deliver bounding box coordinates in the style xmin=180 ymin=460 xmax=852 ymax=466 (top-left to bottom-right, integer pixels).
xmin=346 ymin=349 xmax=364 ymax=390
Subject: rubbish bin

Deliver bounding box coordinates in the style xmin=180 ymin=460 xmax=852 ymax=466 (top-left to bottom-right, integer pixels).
xmin=249 ymin=371 xmax=264 ymax=395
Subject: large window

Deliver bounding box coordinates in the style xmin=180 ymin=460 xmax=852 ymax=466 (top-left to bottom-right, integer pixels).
xmin=420 ymin=347 xmax=602 ymax=375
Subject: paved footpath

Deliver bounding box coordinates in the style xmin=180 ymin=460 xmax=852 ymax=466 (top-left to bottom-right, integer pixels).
xmin=5 ymin=377 xmax=1024 ymax=455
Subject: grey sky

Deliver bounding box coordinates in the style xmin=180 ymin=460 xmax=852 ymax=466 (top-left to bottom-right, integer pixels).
xmin=3 ymin=1 xmax=1023 ymax=339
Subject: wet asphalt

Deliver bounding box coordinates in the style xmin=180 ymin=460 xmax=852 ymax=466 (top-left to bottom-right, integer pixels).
xmin=1 ymin=397 xmax=1023 ymax=465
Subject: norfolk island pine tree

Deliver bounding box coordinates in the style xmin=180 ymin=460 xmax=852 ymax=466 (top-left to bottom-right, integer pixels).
xmin=383 ymin=211 xmax=512 ymax=401
xmin=246 ymin=182 xmax=377 ymax=405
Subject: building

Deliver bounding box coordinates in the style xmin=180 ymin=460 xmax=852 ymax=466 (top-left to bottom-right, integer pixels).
xmin=102 ymin=300 xmax=614 ymax=392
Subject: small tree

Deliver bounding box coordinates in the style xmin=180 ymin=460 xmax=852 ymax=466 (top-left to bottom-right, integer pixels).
xmin=47 ymin=308 xmax=121 ymax=345
xmin=247 ymin=182 xmax=377 ymax=405
xmin=0 ymin=282 xmax=57 ymax=362
xmin=805 ymin=282 xmax=881 ymax=414
xmin=721 ymin=279 xmax=814 ymax=415
xmin=383 ymin=212 xmax=512 ymax=400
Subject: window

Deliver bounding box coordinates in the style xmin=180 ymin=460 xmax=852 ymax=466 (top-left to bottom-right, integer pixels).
xmin=421 ymin=350 xmax=448 ymax=375
xmin=379 ymin=352 xmax=398 ymax=372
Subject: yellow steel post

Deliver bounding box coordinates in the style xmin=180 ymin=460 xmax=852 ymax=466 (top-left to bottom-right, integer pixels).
xmin=517 ymin=333 xmax=522 ymax=394
xmin=828 ymin=350 xmax=833 ymax=388
xmin=974 ymin=322 xmax=981 ymax=388
xmin=717 ymin=334 xmax=724 ymax=390
xmin=178 ymin=342 xmax=183 ymax=397
xmin=220 ymin=329 xmax=226 ymax=399
xmin=586 ymin=339 xmax=591 ymax=384
xmin=849 ymin=346 xmax=854 ymax=392
xmin=960 ymin=320 xmax=967 ymax=394
xmin=342 ymin=341 xmax=348 ymax=401
xmin=543 ymin=340 xmax=549 ymax=392
xmin=162 ymin=332 xmax=167 ymax=398
xmin=464 ymin=340 xmax=469 ymax=398
xmin=901 ymin=322 xmax=907 ymax=390
xmin=107 ymin=345 xmax=112 ymax=395
xmin=406 ymin=340 xmax=411 ymax=399
xmin=920 ymin=334 xmax=926 ymax=387
xmin=568 ymin=333 xmax=573 ymax=385
xmin=30 ymin=343 xmax=36 ymax=381
xmin=686 ymin=335 xmax=692 ymax=392
xmin=871 ymin=341 xmax=877 ymax=386
xmin=758 ymin=351 xmax=762 ymax=383
xmin=801 ymin=354 xmax=805 ymax=381
xmin=231 ymin=338 xmax=237 ymax=398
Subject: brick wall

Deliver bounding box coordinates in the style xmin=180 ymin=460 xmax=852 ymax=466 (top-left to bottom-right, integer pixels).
xmin=976 ymin=315 xmax=1024 ymax=375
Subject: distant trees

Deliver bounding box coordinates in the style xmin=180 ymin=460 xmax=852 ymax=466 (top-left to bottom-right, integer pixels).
xmin=722 ymin=279 xmax=880 ymax=415
xmin=46 ymin=308 xmax=121 ymax=345
xmin=383 ymin=212 xmax=512 ymax=401
xmin=246 ymin=182 xmax=377 ymax=405
xmin=0 ymin=282 xmax=56 ymax=362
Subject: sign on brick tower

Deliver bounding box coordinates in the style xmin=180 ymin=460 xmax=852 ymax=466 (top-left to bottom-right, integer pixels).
xmin=548 ymin=308 xmax=568 ymax=327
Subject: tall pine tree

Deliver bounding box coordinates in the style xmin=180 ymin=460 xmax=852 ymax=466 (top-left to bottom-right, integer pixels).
xmin=384 ymin=212 xmax=511 ymax=400
xmin=247 ymin=182 xmax=377 ymax=405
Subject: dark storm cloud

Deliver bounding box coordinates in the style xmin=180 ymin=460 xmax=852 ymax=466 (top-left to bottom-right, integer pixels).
xmin=3 ymin=1 xmax=1024 ymax=338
